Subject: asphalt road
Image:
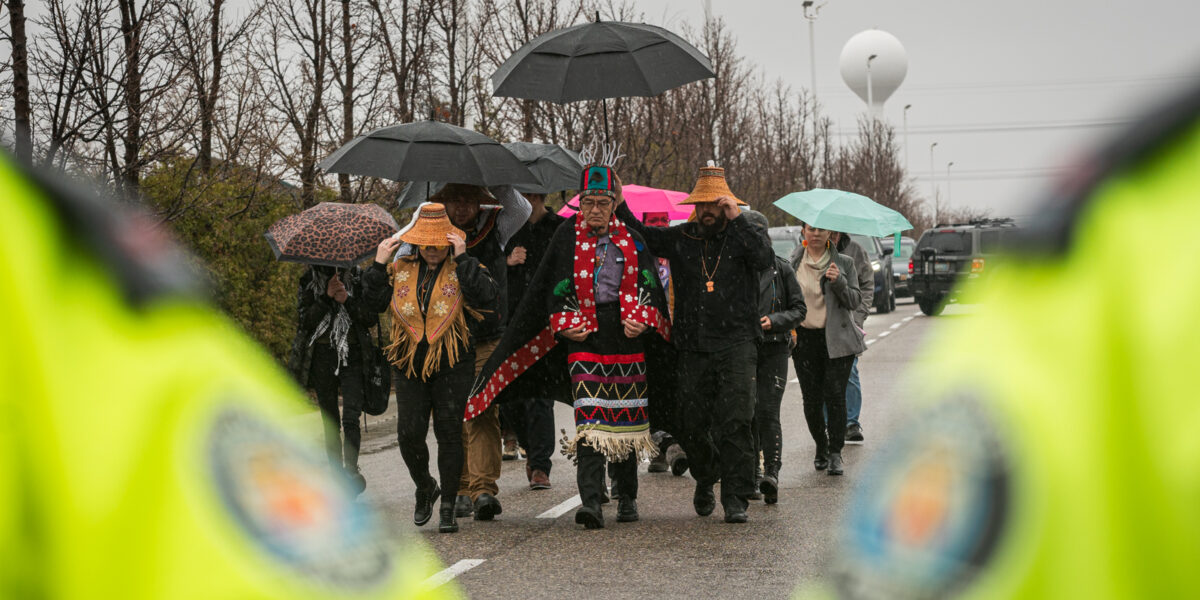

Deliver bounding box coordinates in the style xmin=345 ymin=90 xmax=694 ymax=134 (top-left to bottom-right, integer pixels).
xmin=312 ymin=298 xmax=974 ymax=599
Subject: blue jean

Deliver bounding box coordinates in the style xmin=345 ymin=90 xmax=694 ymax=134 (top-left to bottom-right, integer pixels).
xmin=845 ymin=357 xmax=861 ymax=427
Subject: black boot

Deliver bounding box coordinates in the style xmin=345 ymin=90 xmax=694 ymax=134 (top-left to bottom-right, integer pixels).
xmin=454 ymin=495 xmax=473 ymax=518
xmin=746 ymin=466 xmax=764 ymax=501
xmin=438 ymin=502 xmax=458 ymax=533
xmin=723 ymin=496 xmax=749 ymax=523
xmin=666 ymin=444 xmax=689 ymax=477
xmin=345 ymin=465 xmax=367 ymax=496
xmin=828 ymin=452 xmax=844 ymax=476
xmin=814 ymin=450 xmax=830 ymax=471
xmin=616 ymin=497 xmax=639 ymax=522
xmin=760 ymin=466 xmax=779 ymax=504
xmin=693 ymin=483 xmax=716 ymax=516
xmin=473 ymin=493 xmax=502 ymax=521
xmin=413 ymin=481 xmax=440 ymax=527
xmin=574 ymin=504 xmax=604 ymax=529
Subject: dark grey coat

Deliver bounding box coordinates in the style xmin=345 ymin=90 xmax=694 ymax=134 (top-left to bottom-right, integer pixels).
xmin=790 ymin=248 xmax=866 ymax=359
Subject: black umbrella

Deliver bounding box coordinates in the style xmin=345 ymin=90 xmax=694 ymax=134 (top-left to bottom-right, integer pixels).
xmin=317 ymin=120 xmax=538 ymax=188
xmin=265 ymin=202 xmax=400 ymax=268
xmin=396 ymin=142 xmax=583 ymax=207
xmin=503 ymin=142 xmax=583 ymax=195
xmin=491 ymin=18 xmax=715 ymax=140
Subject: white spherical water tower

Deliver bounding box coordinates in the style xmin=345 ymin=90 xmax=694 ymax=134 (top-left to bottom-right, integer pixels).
xmin=839 ymin=30 xmax=908 ymax=118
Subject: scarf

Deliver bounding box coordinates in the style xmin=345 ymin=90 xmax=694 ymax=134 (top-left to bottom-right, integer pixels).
xmin=798 ymin=245 xmax=832 ymax=329
xmin=550 ymin=215 xmax=668 ymax=336
xmin=307 ymin=269 xmax=352 ymax=374
xmin=386 ymin=256 xmax=482 ymax=379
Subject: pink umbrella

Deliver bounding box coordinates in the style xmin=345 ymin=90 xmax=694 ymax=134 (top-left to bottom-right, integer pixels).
xmin=558 ymin=184 xmax=694 ymax=221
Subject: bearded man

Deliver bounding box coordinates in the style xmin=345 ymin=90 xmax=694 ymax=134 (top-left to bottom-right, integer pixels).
xmin=615 ymin=163 xmax=773 ymax=524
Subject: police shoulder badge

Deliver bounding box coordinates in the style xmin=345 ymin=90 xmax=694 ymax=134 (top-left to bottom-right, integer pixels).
xmin=832 ymin=395 xmax=1011 ymax=600
xmin=207 ymin=408 xmax=393 ymax=589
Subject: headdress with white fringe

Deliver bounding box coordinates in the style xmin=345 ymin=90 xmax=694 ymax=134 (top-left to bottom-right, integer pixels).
xmin=578 ymin=141 xmax=624 ymax=199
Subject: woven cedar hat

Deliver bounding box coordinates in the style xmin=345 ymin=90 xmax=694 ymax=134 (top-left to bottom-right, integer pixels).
xmin=678 ymin=163 xmax=746 ymax=205
xmin=398 ymin=203 xmax=466 ymax=246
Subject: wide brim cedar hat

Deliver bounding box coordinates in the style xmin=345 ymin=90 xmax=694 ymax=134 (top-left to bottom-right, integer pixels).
xmin=677 ymin=164 xmax=747 ymax=206
xmin=398 ymin=202 xmax=466 ymax=246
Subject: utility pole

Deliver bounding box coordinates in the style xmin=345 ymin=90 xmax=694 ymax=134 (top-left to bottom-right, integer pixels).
xmin=903 ymin=104 xmax=912 ymax=171
xmin=802 ymin=1 xmax=826 ymax=105
xmin=929 ymin=142 xmax=939 ymax=223
xmin=947 ymin=161 xmax=955 ymax=206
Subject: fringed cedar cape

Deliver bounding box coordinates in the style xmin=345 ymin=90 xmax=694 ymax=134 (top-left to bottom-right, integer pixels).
xmin=466 ymin=214 xmax=681 ymax=461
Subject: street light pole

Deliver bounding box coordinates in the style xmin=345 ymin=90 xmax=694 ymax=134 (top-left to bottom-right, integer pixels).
xmin=802 ymin=1 xmax=825 ymax=106
xmin=866 ymin=54 xmax=878 ymax=120
xmin=947 ymin=161 xmax=955 ymax=207
xmin=903 ymin=103 xmax=912 ymax=171
xmin=929 ymin=142 xmax=939 ymax=223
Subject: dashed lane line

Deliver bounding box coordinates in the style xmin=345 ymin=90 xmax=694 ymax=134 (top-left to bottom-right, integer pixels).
xmin=425 ymin=559 xmax=485 ymax=588
xmin=890 ymin=323 xmax=903 ymax=329
xmin=537 ymin=494 xmax=582 ymax=519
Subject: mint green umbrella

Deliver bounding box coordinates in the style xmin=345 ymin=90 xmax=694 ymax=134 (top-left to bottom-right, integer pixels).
xmin=774 ymin=189 xmax=913 ymax=256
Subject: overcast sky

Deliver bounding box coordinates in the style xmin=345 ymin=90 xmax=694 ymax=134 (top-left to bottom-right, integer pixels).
xmin=643 ymin=0 xmax=1200 ymax=220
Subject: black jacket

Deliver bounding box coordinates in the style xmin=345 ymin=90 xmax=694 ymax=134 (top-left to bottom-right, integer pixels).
xmin=759 ymin=255 xmax=806 ymax=345
xmin=506 ymin=212 xmax=566 ymax=319
xmin=616 ymin=202 xmax=774 ymax=352
xmin=287 ymin=266 xmax=378 ymax=390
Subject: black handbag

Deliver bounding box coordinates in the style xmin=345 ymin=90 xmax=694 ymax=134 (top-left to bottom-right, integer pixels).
xmin=362 ymin=317 xmax=391 ymax=416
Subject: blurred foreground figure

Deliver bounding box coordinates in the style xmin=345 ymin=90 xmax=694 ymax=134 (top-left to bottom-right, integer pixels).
xmin=806 ymin=80 xmax=1200 ymax=598
xmin=0 ymin=154 xmax=449 ymax=599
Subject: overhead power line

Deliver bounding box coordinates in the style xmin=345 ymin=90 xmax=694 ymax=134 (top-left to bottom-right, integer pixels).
xmin=835 ymin=118 xmax=1131 ymax=136
xmin=821 ymin=73 xmax=1200 ymax=96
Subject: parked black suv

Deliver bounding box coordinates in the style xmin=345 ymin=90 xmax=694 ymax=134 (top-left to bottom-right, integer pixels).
xmin=847 ymin=233 xmax=896 ymax=314
xmin=910 ymin=218 xmax=1020 ymax=316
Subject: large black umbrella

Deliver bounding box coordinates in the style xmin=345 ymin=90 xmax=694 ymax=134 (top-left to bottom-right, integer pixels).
xmin=492 ymin=20 xmax=715 ymax=103
xmin=491 ymin=18 xmax=715 ymax=141
xmin=265 ymin=202 xmax=399 ymax=268
xmin=396 ymin=142 xmax=583 ymax=206
xmin=318 ymin=120 xmax=538 ymax=187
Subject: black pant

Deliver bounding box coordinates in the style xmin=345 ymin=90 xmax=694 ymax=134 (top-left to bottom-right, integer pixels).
xmin=677 ymin=341 xmax=758 ymax=511
xmin=793 ymin=327 xmax=854 ymax=456
xmin=393 ymin=352 xmax=474 ymax=504
xmin=753 ymin=340 xmax=791 ymax=474
xmin=577 ymin=442 xmax=637 ymax=509
xmin=507 ymin=394 xmax=556 ymax=474
xmin=311 ymin=342 xmax=364 ymax=471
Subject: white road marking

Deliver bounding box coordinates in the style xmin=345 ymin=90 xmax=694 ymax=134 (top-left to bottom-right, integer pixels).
xmin=902 ymin=316 xmax=915 ymax=322
xmin=866 ymin=339 xmax=876 ymax=345
xmin=537 ymin=494 xmax=582 ymax=519
xmin=890 ymin=323 xmax=902 ymax=329
xmin=878 ymin=331 xmax=890 ymax=337
xmin=425 ymin=559 xmax=485 ymax=588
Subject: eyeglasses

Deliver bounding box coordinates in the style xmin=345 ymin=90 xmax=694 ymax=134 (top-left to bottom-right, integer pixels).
xmin=579 ymin=198 xmax=614 ymax=210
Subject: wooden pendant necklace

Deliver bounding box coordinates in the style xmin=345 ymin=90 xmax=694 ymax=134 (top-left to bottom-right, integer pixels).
xmin=700 ymin=237 xmax=726 ymax=292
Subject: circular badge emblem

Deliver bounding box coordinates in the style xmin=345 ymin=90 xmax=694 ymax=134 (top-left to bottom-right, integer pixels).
xmin=208 ymin=408 xmax=392 ymax=589
xmin=833 ymin=396 xmax=1010 ymax=600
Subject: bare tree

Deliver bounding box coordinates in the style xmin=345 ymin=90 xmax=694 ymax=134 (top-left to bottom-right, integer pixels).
xmin=6 ymin=0 xmax=32 ymax=160
xmin=167 ymin=0 xmax=259 ymax=175
xmin=256 ymin=0 xmax=331 ymax=206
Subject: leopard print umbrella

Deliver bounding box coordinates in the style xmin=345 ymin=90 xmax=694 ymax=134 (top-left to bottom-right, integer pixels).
xmin=265 ymin=202 xmax=399 ymax=268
